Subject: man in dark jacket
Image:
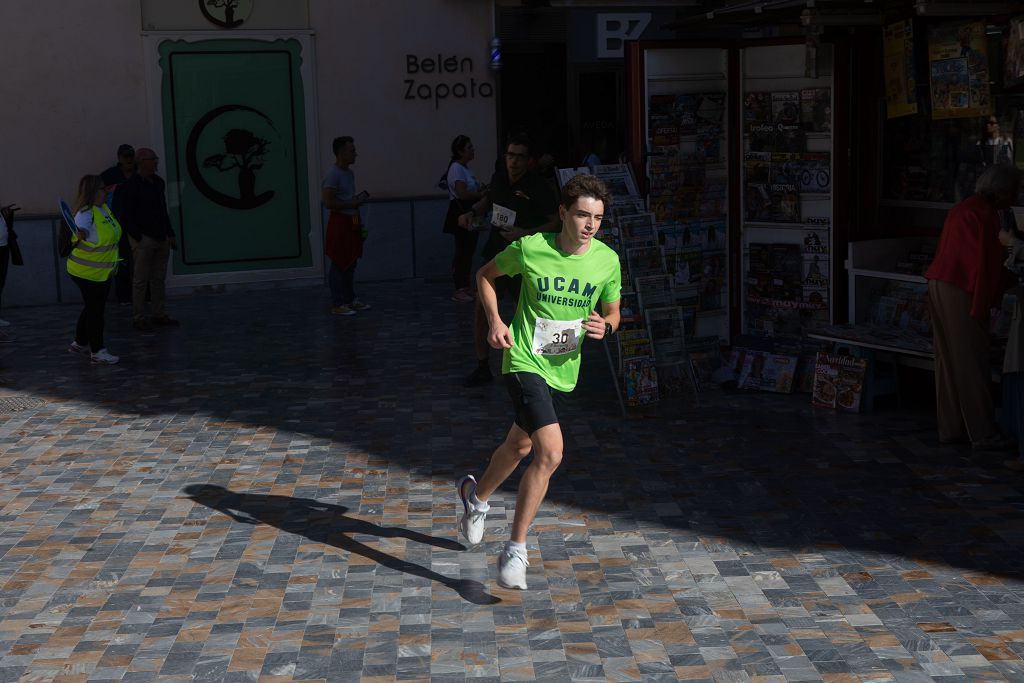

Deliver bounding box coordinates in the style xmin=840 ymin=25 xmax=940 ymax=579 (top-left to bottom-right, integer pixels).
xmin=102 ymin=144 xmax=136 ymax=305
xmin=117 ymin=147 xmax=179 ymax=331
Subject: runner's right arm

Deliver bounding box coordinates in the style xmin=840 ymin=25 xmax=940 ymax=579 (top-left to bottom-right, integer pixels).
xmin=476 ymin=259 xmax=513 ymax=349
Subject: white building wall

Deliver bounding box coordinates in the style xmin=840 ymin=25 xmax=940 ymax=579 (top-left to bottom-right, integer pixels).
xmin=0 ymin=0 xmax=497 ymax=307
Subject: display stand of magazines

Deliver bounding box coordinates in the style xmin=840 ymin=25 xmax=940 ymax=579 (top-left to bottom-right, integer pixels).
xmin=558 ymin=164 xmax=715 ymax=408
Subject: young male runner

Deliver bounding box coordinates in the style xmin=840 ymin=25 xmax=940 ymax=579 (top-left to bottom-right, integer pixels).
xmin=456 ymin=174 xmax=621 ymax=589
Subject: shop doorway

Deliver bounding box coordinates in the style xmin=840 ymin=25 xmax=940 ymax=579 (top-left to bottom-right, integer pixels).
xmin=498 ymin=42 xmax=569 ymax=167
xmin=570 ymin=67 xmax=624 ymax=168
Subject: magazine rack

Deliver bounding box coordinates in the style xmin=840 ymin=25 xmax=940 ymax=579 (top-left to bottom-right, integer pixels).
xmin=740 ymin=43 xmax=835 ymax=339
xmin=641 ymin=47 xmax=730 ymax=344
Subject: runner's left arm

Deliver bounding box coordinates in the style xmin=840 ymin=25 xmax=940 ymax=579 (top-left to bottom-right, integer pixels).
xmin=582 ymin=300 xmax=621 ymax=340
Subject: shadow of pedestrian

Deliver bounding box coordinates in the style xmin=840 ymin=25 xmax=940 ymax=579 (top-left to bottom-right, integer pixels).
xmin=183 ymin=484 xmax=500 ymax=606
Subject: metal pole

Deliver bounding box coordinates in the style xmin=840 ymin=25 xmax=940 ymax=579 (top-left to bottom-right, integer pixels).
xmin=603 ymin=337 xmax=627 ymax=417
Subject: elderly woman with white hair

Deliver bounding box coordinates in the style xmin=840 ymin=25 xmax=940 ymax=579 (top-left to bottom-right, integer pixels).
xmin=924 ymin=164 xmax=1022 ymax=452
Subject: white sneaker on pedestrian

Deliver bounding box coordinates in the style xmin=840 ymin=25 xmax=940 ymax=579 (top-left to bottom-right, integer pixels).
xmin=69 ymin=341 xmax=90 ymax=356
xmin=497 ymin=545 xmax=529 ymax=590
xmin=457 ymin=475 xmax=488 ymax=545
xmin=350 ymin=300 xmax=371 ymax=311
xmin=90 ymin=348 xmax=120 ymax=365
xmin=0 ymin=318 xmax=9 ymax=327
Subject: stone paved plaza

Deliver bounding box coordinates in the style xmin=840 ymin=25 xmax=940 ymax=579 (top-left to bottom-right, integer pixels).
xmin=0 ymin=281 xmax=1023 ymax=682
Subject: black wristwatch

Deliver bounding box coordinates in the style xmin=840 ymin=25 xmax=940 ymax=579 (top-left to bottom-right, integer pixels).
xmin=604 ymin=322 xmax=613 ymax=338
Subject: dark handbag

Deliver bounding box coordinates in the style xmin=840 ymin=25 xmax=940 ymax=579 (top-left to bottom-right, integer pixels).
xmin=8 ymin=231 xmax=23 ymax=266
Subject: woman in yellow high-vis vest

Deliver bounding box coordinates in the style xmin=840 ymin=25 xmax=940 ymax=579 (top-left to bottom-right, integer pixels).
xmin=67 ymin=175 xmax=121 ymax=364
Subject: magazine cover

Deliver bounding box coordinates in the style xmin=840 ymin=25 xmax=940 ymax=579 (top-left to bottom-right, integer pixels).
xmin=636 ymin=274 xmax=675 ymax=309
xmin=811 ymin=352 xmax=868 ymax=412
xmin=619 ymin=328 xmax=654 ymax=359
xmin=557 ymin=167 xmax=590 ymax=187
xmin=687 ymin=335 xmax=722 ymax=388
xmin=627 ymin=245 xmax=666 ymax=279
xmin=673 ymin=94 xmax=699 ymax=134
xmin=694 ymin=123 xmax=722 ymax=162
xmin=619 ymin=290 xmax=643 ymax=328
xmin=884 ymin=20 xmax=918 ymax=118
xmin=677 ymin=248 xmax=704 ymax=285
xmin=771 ymin=91 xmax=805 ymax=152
xmin=1007 ymin=16 xmax=1024 ymax=89
xmin=928 ymin=21 xmax=992 ymax=120
xmin=769 ymin=170 xmax=801 ymax=223
xmin=701 ymin=218 xmax=725 ymax=249
xmin=592 ymin=164 xmax=640 ymax=198
xmin=774 ymin=152 xmax=831 ymax=194
xmin=803 ymin=254 xmax=829 ymax=288
xmin=738 ymin=351 xmax=798 ymax=393
xmin=800 ymin=88 xmax=831 ymax=132
xmin=618 ymin=212 xmax=657 ymax=241
xmin=645 ymin=306 xmax=688 ymax=364
xmin=803 ymin=229 xmax=829 ymax=255
xmin=623 ymin=356 xmax=660 ymax=406
xmin=697 ymin=92 xmax=726 ymax=124
xmin=657 ymin=221 xmax=691 ymax=252
xmin=744 ymin=152 xmax=771 ymax=183
xmin=744 ymin=92 xmax=773 ymax=152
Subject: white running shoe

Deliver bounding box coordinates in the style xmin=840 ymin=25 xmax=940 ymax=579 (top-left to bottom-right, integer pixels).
xmin=69 ymin=341 xmax=90 ymax=356
xmin=91 ymin=349 xmax=120 ymax=365
xmin=497 ymin=545 xmax=529 ymax=590
xmin=457 ymin=475 xmax=488 ymax=545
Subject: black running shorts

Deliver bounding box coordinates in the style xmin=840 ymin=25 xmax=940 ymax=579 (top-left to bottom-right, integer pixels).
xmin=504 ymin=371 xmax=563 ymax=435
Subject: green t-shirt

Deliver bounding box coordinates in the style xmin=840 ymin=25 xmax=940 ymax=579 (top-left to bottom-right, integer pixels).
xmin=495 ymin=232 xmax=622 ymax=392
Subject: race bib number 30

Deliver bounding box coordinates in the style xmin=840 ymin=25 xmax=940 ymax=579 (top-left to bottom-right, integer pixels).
xmin=533 ymin=317 xmax=582 ymax=356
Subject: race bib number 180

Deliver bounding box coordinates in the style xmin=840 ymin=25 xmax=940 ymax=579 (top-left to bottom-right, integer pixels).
xmin=532 ymin=317 xmax=582 ymax=356
xmin=491 ymin=203 xmax=517 ymax=229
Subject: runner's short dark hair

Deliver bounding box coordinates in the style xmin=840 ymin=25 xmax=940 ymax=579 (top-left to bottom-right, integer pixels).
xmin=560 ymin=174 xmax=612 ymax=211
xmin=332 ymin=136 xmax=354 ymax=155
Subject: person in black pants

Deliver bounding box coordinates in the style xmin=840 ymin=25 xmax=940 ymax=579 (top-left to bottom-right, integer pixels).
xmin=67 ymin=175 xmax=122 ymax=365
xmin=443 ymin=135 xmax=488 ymax=302
xmin=102 ymin=144 xmax=137 ymax=305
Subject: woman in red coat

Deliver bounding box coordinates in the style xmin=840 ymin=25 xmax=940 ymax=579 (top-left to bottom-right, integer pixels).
xmin=925 ymin=164 xmax=1021 ymax=451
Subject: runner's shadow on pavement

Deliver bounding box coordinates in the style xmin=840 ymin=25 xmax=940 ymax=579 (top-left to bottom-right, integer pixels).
xmin=183 ymin=484 xmax=500 ymax=606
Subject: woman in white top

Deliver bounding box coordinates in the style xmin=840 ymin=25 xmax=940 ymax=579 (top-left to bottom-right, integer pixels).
xmin=442 ymin=135 xmax=487 ymax=302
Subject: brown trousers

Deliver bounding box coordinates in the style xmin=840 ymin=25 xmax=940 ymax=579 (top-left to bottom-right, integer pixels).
xmin=927 ymin=279 xmax=998 ymax=442
xmin=129 ymin=235 xmax=170 ymax=321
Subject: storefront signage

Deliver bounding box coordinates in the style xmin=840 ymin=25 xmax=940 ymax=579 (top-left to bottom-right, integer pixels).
xmin=883 ymin=20 xmax=917 ymax=119
xmin=405 ymin=54 xmax=494 ymax=109
xmin=596 ymin=13 xmax=651 ymax=59
xmin=160 ymin=39 xmax=312 ymax=274
xmin=927 ymin=21 xmax=992 ymax=120
xmin=198 ymin=0 xmax=253 ymax=29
